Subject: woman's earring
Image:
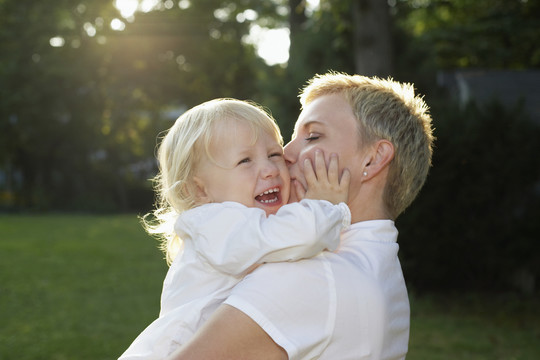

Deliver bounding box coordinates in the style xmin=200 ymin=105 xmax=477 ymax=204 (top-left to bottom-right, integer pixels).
xmin=363 ymin=171 xmax=368 ymax=176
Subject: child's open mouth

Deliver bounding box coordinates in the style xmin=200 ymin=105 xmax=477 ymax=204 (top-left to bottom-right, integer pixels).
xmin=255 ymin=187 xmax=280 ymax=204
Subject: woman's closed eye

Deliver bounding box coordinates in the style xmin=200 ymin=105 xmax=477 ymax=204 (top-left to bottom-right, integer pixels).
xmin=305 ymin=133 xmax=320 ymax=141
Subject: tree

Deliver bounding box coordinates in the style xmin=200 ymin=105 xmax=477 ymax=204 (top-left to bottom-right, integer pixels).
xmin=393 ymin=0 xmax=540 ymax=70
xmin=0 ymin=0 xmax=113 ymax=209
xmin=351 ymin=0 xmax=393 ymax=76
xmin=0 ymin=0 xmax=271 ymax=211
xmin=397 ymin=100 xmax=540 ymax=293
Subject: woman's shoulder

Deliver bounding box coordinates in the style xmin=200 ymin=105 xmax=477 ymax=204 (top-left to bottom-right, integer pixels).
xmin=234 ymin=255 xmax=332 ymax=295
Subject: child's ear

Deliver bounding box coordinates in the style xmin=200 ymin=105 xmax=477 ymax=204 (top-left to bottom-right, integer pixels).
xmin=362 ymin=139 xmax=395 ymax=181
xmin=192 ymin=176 xmax=212 ymax=204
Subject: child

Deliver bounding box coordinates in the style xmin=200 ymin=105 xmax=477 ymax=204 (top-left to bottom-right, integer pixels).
xmin=119 ymin=98 xmax=350 ymax=359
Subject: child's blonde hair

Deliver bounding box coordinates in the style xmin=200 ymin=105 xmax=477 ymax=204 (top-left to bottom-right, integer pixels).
xmin=300 ymin=72 xmax=434 ymax=219
xmin=144 ymin=98 xmax=283 ymax=264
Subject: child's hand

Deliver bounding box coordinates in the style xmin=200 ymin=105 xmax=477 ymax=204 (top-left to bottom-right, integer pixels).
xmin=294 ymin=150 xmax=350 ymax=205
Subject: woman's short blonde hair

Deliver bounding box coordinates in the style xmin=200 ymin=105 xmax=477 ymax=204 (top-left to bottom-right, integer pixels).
xmin=145 ymin=98 xmax=282 ymax=264
xmin=301 ymin=72 xmax=434 ymax=219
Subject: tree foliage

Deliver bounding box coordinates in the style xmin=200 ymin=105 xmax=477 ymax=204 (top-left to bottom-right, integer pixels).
xmin=1 ymin=0 xmax=539 ymax=292
xmin=0 ymin=0 xmax=268 ymax=211
xmin=393 ymin=0 xmax=540 ymax=69
xmin=397 ymin=99 xmax=540 ymax=293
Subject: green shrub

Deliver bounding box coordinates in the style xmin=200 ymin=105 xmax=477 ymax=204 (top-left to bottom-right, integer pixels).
xmin=398 ymin=100 xmax=540 ymax=293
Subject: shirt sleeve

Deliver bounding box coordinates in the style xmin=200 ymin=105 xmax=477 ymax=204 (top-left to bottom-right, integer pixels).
xmin=174 ymin=200 xmax=350 ymax=276
xmin=224 ymin=257 xmax=337 ymax=360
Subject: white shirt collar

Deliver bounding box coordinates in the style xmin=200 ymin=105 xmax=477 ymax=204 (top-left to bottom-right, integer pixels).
xmin=341 ymin=219 xmax=398 ymax=244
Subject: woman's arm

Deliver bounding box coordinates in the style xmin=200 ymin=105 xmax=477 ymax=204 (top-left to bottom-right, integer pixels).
xmin=165 ymin=305 xmax=287 ymax=360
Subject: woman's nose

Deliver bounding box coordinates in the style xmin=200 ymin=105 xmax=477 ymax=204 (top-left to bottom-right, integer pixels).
xmin=283 ymin=141 xmax=298 ymax=165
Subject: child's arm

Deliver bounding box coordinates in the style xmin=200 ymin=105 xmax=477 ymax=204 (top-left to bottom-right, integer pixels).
xmin=253 ymin=150 xmax=350 ymax=264
xmin=179 ymin=200 xmax=349 ymax=275
xmin=177 ymin=151 xmax=350 ymax=276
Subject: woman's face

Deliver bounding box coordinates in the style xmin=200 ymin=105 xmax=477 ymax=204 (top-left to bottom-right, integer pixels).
xmin=284 ymin=94 xmax=367 ymax=202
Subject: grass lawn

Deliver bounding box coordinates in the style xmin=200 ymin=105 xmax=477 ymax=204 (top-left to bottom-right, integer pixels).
xmin=408 ymin=293 xmax=540 ymax=359
xmin=1 ymin=214 xmax=539 ymax=359
xmin=0 ymin=214 xmax=167 ymax=359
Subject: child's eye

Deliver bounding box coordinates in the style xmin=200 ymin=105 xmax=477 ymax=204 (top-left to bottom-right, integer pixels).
xmin=269 ymin=152 xmax=282 ymax=158
xmin=238 ymin=158 xmax=250 ymax=165
xmin=305 ymin=133 xmax=320 ymax=141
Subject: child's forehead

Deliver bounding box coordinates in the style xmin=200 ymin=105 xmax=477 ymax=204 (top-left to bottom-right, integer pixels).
xmin=208 ymin=118 xmax=280 ymax=154
xmin=202 ymin=119 xmax=280 ymax=168
xmin=212 ymin=118 xmax=255 ymax=140
xmin=213 ymin=117 xmax=278 ymax=141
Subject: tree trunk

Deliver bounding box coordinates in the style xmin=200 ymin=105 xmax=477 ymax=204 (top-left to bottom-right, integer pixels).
xmin=352 ymin=0 xmax=393 ymax=77
xmin=288 ymin=0 xmax=308 ymax=61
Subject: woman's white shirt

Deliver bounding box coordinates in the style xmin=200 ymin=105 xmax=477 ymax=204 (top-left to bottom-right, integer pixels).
xmin=118 ymin=200 xmax=350 ymax=359
xmin=224 ymin=220 xmax=410 ymax=360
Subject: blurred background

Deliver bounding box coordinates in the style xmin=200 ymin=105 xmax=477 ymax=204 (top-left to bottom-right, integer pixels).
xmin=1 ymin=0 xmax=539 ymax=358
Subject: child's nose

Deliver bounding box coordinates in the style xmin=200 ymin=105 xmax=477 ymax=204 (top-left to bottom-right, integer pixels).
xmin=261 ymin=160 xmax=279 ymax=178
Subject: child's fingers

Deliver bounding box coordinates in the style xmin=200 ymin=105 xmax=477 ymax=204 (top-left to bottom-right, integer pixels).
xmin=294 ymin=179 xmax=307 ymax=200
xmin=303 ymin=158 xmax=317 ymax=186
xmin=328 ymin=154 xmax=339 ymax=184
xmin=314 ymin=150 xmax=328 ymax=182
xmin=340 ymin=168 xmax=351 ymax=188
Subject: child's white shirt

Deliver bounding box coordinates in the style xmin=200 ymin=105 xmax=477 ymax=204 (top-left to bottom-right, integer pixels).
xmin=119 ymin=199 xmax=350 ymax=359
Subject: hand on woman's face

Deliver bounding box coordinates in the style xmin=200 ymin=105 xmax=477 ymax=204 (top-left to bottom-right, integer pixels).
xmin=284 ymin=94 xmax=366 ymax=203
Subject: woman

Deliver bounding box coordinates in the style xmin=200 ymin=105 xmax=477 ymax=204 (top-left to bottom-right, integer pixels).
xmin=167 ymin=72 xmax=435 ymax=360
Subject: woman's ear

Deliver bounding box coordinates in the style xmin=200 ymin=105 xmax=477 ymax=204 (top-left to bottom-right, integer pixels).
xmin=192 ymin=176 xmax=212 ymax=204
xmin=362 ymin=140 xmax=395 ymax=180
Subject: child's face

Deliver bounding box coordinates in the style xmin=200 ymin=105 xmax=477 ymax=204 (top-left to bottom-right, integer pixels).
xmin=194 ymin=120 xmax=290 ymax=216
